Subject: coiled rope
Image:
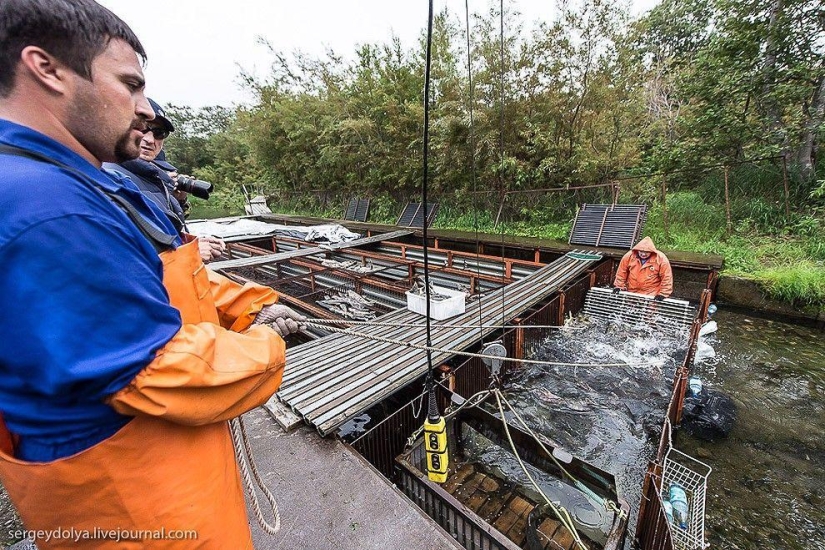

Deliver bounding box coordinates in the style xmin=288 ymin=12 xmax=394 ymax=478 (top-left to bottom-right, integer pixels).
xmin=230 ymin=416 xmax=281 ymax=535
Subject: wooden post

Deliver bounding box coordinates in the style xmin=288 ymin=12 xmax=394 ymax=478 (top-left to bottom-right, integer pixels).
xmin=661 ymin=174 xmax=669 ymax=241
xmin=782 ymin=156 xmax=791 ymax=218
xmin=724 ymin=166 xmax=732 ymax=234
xmin=494 ymin=192 xmax=506 ymax=228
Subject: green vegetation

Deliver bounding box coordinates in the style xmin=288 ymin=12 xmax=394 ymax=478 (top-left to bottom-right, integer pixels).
xmin=165 ymin=0 xmax=824 ymax=309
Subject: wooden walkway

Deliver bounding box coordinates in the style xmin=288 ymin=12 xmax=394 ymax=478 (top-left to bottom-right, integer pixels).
xmin=274 ymin=251 xmax=600 ymax=435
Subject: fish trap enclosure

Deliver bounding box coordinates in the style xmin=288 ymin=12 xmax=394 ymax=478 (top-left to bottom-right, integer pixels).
xmin=395 ymin=406 xmax=629 ymax=550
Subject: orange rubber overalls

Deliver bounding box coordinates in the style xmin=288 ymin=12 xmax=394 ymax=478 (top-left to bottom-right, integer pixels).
xmin=0 ymin=237 xmax=284 ymax=549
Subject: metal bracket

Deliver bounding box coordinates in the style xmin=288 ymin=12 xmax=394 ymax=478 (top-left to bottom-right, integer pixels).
xmin=481 ymin=342 xmax=507 ymax=377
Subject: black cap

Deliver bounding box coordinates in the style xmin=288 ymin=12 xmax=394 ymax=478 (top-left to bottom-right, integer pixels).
xmin=152 ymin=149 xmax=177 ymax=172
xmin=147 ymin=98 xmax=174 ymax=133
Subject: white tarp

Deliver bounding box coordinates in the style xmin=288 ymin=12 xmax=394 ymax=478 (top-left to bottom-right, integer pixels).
xmin=187 ymin=218 xmax=361 ymax=243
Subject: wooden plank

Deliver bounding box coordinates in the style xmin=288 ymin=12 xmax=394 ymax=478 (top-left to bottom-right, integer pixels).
xmin=492 ymin=507 xmax=520 ymax=536
xmin=536 ymin=517 xmax=564 ymax=550
xmin=476 ymin=487 xmax=514 ymax=522
xmin=453 ymin=471 xmax=485 ymax=503
xmin=442 ymin=463 xmax=476 ymax=494
xmin=465 ymin=483 xmax=493 ymax=513
xmin=464 ymin=473 xmax=500 ymax=513
xmin=262 ymin=397 xmax=302 ymax=432
xmin=551 ymin=524 xmax=577 ymax=550
xmin=504 ymin=495 xmax=535 ymax=546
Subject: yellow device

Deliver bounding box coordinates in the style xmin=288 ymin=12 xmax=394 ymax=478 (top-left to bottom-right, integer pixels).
xmin=424 ymin=415 xmax=449 ymax=483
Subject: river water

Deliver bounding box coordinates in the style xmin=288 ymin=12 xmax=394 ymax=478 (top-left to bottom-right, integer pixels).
xmin=680 ymin=309 xmax=825 ymax=549
xmin=503 ymin=307 xmax=825 ymax=549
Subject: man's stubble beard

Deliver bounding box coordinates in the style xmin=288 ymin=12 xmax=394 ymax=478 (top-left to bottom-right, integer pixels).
xmin=67 ymin=80 xmax=145 ymax=164
xmin=113 ymin=129 xmax=144 ymax=163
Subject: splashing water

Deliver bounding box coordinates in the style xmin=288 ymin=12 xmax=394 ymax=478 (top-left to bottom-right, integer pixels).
xmin=504 ymin=315 xmax=690 ymax=534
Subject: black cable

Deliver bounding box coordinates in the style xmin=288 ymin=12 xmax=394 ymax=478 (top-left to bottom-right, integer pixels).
xmin=422 ymin=0 xmax=438 ymax=421
xmin=465 ymin=0 xmax=483 ymax=346
xmin=498 ymin=0 xmax=507 ymax=335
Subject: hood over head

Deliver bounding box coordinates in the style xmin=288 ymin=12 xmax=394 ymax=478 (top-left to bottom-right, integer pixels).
xmin=632 ymin=236 xmax=658 ymax=254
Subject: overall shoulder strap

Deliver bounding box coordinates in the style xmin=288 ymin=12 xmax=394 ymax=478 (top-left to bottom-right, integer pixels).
xmin=0 ymin=144 xmax=175 ymax=252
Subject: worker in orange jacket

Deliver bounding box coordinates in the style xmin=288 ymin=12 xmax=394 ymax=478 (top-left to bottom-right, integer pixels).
xmin=612 ymin=236 xmax=674 ymax=299
xmin=0 ymin=2 xmax=303 ymax=548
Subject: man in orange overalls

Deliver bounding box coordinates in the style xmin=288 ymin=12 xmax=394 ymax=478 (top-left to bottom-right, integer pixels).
xmin=0 ymin=1 xmax=302 ymax=548
xmin=612 ymin=236 xmax=674 ymax=299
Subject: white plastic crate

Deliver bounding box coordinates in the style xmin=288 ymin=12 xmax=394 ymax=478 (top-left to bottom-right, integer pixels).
xmin=661 ymin=444 xmax=712 ymax=549
xmin=405 ymin=285 xmax=467 ymax=320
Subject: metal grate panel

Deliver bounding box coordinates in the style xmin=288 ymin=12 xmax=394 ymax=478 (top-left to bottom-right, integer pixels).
xmin=344 ymin=198 xmax=370 ymax=222
xmin=277 ymin=251 xmax=602 ymax=435
xmin=397 ymin=202 xmax=438 ymax=228
xmin=569 ymin=203 xmax=648 ymax=249
xmin=582 ymin=287 xmax=696 ymax=332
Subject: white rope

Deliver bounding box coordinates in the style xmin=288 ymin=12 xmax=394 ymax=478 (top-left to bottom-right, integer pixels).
xmin=496 ymin=391 xmax=627 ymax=521
xmin=230 ymin=415 xmax=281 ymax=535
xmin=307 ymin=318 xmax=583 ymax=330
xmin=302 ymin=321 xmax=662 ymax=369
xmin=493 ymin=390 xmax=588 ymax=550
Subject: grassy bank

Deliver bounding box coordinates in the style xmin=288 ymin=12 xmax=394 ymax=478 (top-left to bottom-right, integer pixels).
xmin=427 ymin=193 xmax=825 ymax=310
xmin=193 ymin=191 xmax=825 ymax=310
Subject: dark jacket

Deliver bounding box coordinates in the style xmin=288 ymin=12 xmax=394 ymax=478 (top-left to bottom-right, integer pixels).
xmin=104 ymin=159 xmax=186 ymax=233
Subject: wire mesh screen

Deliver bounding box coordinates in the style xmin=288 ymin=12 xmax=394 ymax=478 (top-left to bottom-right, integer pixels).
xmin=569 ymin=203 xmax=648 ymax=249
xmin=661 ymin=445 xmax=712 ymax=550
xmin=582 ymin=287 xmax=697 ymax=332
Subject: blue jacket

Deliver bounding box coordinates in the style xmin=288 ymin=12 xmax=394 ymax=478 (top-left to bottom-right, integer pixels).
xmin=0 ymin=119 xmax=183 ymax=461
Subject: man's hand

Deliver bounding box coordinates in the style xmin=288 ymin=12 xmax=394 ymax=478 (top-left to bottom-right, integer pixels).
xmin=654 ymin=294 xmax=666 ymax=302
xmin=254 ymin=304 xmax=307 ymax=337
xmin=198 ymin=235 xmax=226 ymax=262
xmin=612 ymin=287 xmax=622 ymax=295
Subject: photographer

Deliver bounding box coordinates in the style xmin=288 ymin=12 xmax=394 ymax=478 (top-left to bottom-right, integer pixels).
xmin=152 ymin=148 xmax=190 ymax=216
xmin=105 ymin=98 xmax=226 ymax=262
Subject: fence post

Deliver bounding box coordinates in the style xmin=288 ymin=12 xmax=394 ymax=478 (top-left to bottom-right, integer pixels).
xmin=724 ymin=166 xmax=732 ymax=234
xmin=782 ymin=156 xmax=791 ymax=218
xmin=661 ymin=174 xmax=669 ymax=241
xmin=494 ymin=192 xmax=506 ymax=228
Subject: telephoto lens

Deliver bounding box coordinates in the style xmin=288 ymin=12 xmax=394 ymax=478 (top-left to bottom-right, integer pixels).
xmin=175 ymin=175 xmax=213 ymax=200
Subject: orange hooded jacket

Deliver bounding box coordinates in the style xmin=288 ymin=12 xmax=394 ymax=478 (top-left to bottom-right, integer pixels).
xmin=612 ymin=237 xmax=673 ymax=297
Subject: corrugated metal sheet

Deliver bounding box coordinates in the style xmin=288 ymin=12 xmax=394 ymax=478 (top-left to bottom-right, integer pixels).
xmin=277 ymin=251 xmax=601 ymax=435
xmin=209 ymin=229 xmax=413 ymax=270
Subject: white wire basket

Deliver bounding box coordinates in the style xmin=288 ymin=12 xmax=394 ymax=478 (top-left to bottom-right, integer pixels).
xmin=660 ymin=443 xmax=712 ymax=549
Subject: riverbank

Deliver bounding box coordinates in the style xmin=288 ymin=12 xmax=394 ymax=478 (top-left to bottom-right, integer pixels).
xmin=219 ymin=189 xmax=822 ymax=311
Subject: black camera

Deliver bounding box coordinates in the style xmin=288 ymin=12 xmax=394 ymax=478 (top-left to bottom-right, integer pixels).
xmin=175 ymin=175 xmax=213 ymax=200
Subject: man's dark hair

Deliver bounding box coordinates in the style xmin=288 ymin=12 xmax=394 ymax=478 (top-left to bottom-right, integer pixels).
xmin=0 ymin=0 xmax=146 ymax=97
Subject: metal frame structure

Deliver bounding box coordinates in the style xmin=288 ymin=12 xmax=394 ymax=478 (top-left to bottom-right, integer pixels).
xmin=213 ymin=227 xmax=716 ymax=550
